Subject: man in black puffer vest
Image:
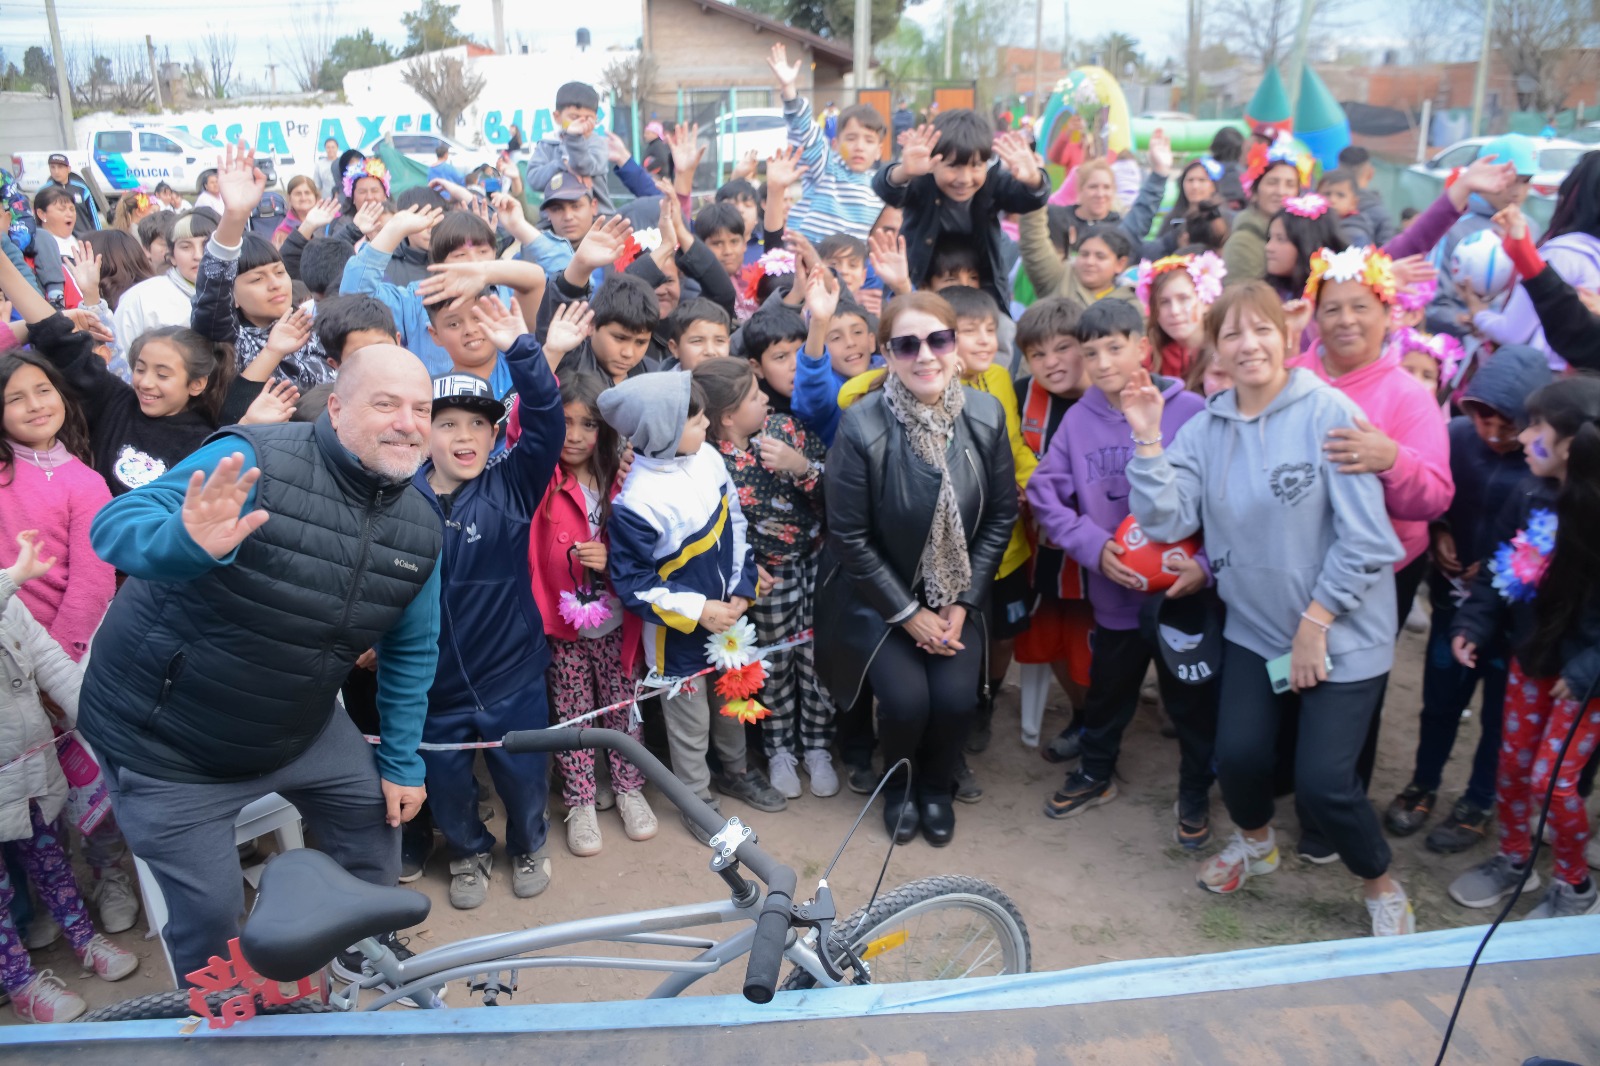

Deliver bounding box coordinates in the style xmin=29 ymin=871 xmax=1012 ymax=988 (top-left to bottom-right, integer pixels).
xmin=82 ymin=345 xmax=444 ymax=985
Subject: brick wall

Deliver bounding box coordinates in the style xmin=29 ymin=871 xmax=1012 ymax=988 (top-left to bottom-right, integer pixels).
xmin=648 ymin=0 xmax=850 ymax=93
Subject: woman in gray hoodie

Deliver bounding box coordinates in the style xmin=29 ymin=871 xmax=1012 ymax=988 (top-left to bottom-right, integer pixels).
xmin=1122 ymin=281 xmax=1414 ymax=938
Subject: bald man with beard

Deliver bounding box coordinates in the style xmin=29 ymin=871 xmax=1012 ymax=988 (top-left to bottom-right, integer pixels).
xmin=81 ymin=345 xmax=445 ymax=988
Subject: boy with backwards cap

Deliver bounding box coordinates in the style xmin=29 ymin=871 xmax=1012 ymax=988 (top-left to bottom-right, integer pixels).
xmin=411 ymin=295 xmax=567 ymax=910
xmin=599 ymin=372 xmax=788 ymax=841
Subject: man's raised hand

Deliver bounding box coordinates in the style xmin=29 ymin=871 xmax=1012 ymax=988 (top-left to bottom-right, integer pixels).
xmin=181 ymin=452 xmax=269 ymax=558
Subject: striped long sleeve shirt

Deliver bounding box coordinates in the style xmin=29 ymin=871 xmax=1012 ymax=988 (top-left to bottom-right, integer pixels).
xmin=783 ymin=95 xmax=885 ymax=243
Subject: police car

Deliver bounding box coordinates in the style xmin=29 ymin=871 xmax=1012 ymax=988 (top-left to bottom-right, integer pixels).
xmin=12 ymin=122 xmax=279 ymax=203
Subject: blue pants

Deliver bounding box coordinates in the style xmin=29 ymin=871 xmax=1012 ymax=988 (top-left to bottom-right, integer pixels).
xmin=1411 ymin=601 xmax=1507 ymax=810
xmin=422 ymin=685 xmax=549 ymax=860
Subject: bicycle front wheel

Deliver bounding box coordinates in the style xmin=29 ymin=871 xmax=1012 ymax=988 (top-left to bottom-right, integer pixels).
xmin=781 ymin=875 xmax=1030 ymax=990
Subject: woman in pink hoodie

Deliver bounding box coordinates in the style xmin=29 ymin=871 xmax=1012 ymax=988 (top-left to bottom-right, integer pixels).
xmin=1287 ymin=245 xmax=1454 ymax=856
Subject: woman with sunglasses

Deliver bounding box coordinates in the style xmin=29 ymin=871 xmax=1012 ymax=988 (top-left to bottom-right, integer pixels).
xmin=815 ymin=292 xmax=1017 ymax=847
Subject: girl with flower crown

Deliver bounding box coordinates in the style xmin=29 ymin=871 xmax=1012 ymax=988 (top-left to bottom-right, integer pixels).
xmin=1448 ymin=376 xmax=1600 ymax=920
xmin=1137 ymin=251 xmax=1227 ymax=379
xmin=529 ymin=370 xmax=654 ymax=856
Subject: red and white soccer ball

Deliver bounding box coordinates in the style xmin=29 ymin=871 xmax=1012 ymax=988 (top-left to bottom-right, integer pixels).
xmin=1112 ymin=514 xmax=1202 ymax=593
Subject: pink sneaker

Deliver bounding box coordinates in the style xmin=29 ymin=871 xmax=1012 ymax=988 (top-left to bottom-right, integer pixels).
xmin=79 ymin=932 xmax=140 ymax=981
xmin=10 ymin=970 xmax=87 ymax=1023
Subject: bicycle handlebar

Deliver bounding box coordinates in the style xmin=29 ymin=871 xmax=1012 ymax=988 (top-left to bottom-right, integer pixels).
xmin=502 ymin=727 xmax=798 ymax=1002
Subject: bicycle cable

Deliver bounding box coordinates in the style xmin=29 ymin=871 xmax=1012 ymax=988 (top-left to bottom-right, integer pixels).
xmin=1431 ymin=668 xmax=1599 ymax=1066
xmin=819 ymin=758 xmax=913 ymax=943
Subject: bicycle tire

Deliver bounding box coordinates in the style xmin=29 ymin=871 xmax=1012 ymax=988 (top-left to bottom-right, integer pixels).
xmin=780 ymin=874 xmax=1030 ymax=991
xmin=80 ymin=987 xmax=333 ymax=1023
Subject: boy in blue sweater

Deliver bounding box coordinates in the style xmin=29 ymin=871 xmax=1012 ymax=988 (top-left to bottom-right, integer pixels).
xmin=412 ymin=296 xmax=565 ymax=910
xmin=599 ymin=373 xmax=787 ymax=841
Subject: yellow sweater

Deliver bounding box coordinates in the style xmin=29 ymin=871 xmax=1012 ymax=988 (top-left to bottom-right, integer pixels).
xmin=838 ymin=365 xmax=1034 ymax=579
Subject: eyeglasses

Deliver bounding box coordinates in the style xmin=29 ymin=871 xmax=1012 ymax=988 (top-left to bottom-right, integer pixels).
xmin=885 ymin=328 xmax=957 ymax=361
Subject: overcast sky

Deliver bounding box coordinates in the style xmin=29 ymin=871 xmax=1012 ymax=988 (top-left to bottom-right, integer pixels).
xmin=0 ymin=0 xmax=1400 ymax=91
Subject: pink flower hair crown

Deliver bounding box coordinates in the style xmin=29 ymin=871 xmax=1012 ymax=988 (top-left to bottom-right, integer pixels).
xmin=1385 ymin=326 xmax=1464 ymax=384
xmin=1134 ymin=251 xmax=1227 ymax=313
xmin=1304 ymin=245 xmax=1397 ymax=304
xmin=1283 ymin=193 xmax=1329 ymax=219
xmin=342 ymin=156 xmax=391 ymax=200
xmin=1393 ymin=275 xmax=1438 ymax=313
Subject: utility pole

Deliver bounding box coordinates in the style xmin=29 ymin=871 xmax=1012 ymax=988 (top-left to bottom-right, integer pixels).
xmin=944 ymin=0 xmax=954 ymax=80
xmin=1469 ymin=0 xmax=1494 ymax=136
xmin=1031 ymin=0 xmax=1045 ymax=116
xmin=1284 ymin=0 xmax=1317 ymax=114
xmin=44 ymin=0 xmax=74 ymax=147
xmin=146 ymin=34 xmax=164 ymax=111
xmin=1062 ymin=0 xmax=1071 ymax=65
xmin=853 ymin=0 xmax=872 ymax=90
xmin=492 ymin=0 xmax=508 ymax=55
xmin=267 ymin=64 xmax=278 ymax=95
xmin=1186 ymin=0 xmax=1201 ymax=114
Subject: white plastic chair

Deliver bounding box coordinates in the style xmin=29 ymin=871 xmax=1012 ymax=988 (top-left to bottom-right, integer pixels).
xmin=133 ymin=792 xmax=305 ymax=984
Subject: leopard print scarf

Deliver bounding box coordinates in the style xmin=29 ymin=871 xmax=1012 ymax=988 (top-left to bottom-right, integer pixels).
xmin=884 ymin=372 xmax=971 ymax=608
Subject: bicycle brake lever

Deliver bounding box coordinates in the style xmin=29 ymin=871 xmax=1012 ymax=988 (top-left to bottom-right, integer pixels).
xmin=791 ymin=880 xmax=852 ymax=983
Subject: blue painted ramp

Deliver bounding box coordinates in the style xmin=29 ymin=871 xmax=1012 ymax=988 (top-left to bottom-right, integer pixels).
xmin=8 ymin=917 xmax=1598 ymax=1064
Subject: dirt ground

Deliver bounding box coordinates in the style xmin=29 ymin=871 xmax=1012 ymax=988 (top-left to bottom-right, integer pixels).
xmin=5 ymin=626 xmax=1564 ymax=1020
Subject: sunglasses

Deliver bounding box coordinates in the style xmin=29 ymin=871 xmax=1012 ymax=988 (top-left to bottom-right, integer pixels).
xmin=885 ymin=328 xmax=957 ymax=361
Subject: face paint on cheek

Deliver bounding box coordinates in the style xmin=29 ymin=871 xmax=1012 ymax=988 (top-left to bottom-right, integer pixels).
xmin=1531 ymin=437 xmax=1550 ymax=460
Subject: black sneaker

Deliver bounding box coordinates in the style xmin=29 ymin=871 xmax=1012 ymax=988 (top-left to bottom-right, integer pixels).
xmin=1425 ymin=799 xmax=1492 ymax=854
xmin=330 ymin=932 xmax=445 ymax=1008
xmin=399 ymin=819 xmax=434 ymax=884
xmin=1385 ymin=783 xmax=1437 ymax=837
xmin=1044 ymin=770 xmax=1117 ymax=819
xmin=1296 ymin=833 xmax=1341 ymax=865
xmin=846 ymin=762 xmax=878 ymax=795
xmin=714 ymin=768 xmax=787 ymax=812
xmin=954 ymin=757 xmax=983 ymax=804
xmin=1042 ymin=729 xmax=1081 ymax=764
xmin=681 ymin=798 xmax=722 ymax=845
xmin=1174 ymin=794 xmax=1212 ymax=849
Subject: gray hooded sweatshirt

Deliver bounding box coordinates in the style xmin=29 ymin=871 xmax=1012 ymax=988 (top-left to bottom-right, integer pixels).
xmin=1127 ymin=368 xmax=1404 ymax=682
xmin=597 ymin=371 xmax=692 ymax=460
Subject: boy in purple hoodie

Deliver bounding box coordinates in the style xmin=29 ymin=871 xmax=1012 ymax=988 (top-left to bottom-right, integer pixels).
xmin=1027 ymin=299 xmax=1219 ymax=845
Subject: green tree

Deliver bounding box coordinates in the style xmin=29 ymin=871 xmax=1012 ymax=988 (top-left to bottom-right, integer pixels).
xmin=400 ymin=0 xmax=472 ymax=58
xmin=23 ymin=45 xmax=55 ymax=93
xmin=321 ymin=30 xmax=398 ymax=91
xmin=739 ymin=0 xmax=910 ymax=44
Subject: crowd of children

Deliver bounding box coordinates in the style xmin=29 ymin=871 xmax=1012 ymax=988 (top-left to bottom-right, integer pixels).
xmin=3 ymin=58 xmax=1600 ymax=1021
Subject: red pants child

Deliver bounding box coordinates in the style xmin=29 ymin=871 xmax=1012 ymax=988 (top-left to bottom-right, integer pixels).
xmin=1498 ymin=661 xmax=1600 ymax=885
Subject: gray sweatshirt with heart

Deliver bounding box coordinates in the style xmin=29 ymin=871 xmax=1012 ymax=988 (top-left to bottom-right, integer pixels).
xmin=1126 ymin=367 xmax=1404 ymax=682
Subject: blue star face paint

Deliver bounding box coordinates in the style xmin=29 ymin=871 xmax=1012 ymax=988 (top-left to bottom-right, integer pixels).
xmin=1531 ymin=436 xmax=1550 ymax=460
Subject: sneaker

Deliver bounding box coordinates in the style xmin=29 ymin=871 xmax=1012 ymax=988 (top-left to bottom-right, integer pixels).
xmin=1448 ymin=854 xmax=1540 ymax=909
xmin=22 ymin=914 xmax=60 ymax=951
xmin=1041 ymin=730 xmax=1081 ymax=764
xmin=616 ymin=789 xmax=658 ymax=841
xmin=1044 ymin=770 xmax=1117 ymax=819
xmin=1426 ymin=799 xmax=1493 ymax=854
xmin=79 ymin=933 xmax=139 ymax=981
xmin=511 ymin=849 xmax=552 ymax=899
xmin=681 ymin=809 xmax=714 ymax=845
xmin=767 ymin=750 xmax=803 ymax=800
xmin=1525 ymin=878 xmax=1600 ymax=920
xmin=448 ymin=852 xmax=493 ymax=910
xmin=595 ymin=784 xmax=616 ymax=811
xmin=714 ymin=768 xmax=787 ymax=812
xmin=1174 ymin=795 xmax=1212 ymax=850
xmin=9 ymin=971 xmax=86 ymax=1023
xmin=1367 ymin=885 xmax=1416 ymax=936
xmin=955 ymin=758 xmax=984 ymax=804
xmin=1404 ymin=598 xmax=1429 ymax=634
xmin=1199 ymin=830 xmax=1280 ymax=894
xmin=1588 ymin=835 xmax=1600 ymax=871
xmin=1297 ymin=834 xmax=1341 ymax=865
xmin=803 ymin=749 xmax=840 ymax=798
xmin=846 ymin=762 xmax=879 ymax=795
xmin=565 ymin=804 xmax=602 ymax=857
xmin=331 ymin=932 xmax=444 ymax=1008
xmin=91 ymin=868 xmax=140 ymax=934
xmin=1385 ymin=783 xmax=1437 ymax=837
xmin=399 ymin=820 xmax=434 ymax=883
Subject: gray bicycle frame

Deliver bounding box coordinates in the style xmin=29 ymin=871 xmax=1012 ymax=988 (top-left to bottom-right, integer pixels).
xmin=342 ymin=895 xmax=837 ymax=1010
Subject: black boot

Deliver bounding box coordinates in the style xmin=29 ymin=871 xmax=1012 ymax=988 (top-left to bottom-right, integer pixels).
xmin=967 ymin=686 xmax=996 ymax=753
xmin=884 ymin=797 xmax=919 ymax=844
xmin=919 ymin=800 xmax=955 ymax=847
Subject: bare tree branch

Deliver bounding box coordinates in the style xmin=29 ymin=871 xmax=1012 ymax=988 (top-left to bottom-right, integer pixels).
xmin=1208 ymin=0 xmax=1351 ymax=73
xmin=281 ymin=0 xmax=336 ymax=92
xmin=191 ymin=27 xmax=237 ymax=100
xmin=399 ymin=52 xmax=486 ymax=137
xmin=601 ymin=53 xmax=658 ymax=109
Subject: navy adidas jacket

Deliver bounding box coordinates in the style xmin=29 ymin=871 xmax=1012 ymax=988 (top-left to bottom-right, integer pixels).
xmin=413 ymin=333 xmax=564 ymax=713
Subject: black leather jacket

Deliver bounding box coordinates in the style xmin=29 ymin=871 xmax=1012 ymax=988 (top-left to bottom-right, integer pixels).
xmin=815 ymin=386 xmax=1018 ymax=708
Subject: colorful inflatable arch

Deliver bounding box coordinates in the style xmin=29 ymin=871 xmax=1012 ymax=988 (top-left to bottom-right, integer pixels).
xmin=1039 ymin=67 xmax=1134 ymax=164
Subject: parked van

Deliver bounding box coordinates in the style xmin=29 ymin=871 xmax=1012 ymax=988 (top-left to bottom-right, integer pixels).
xmin=10 ymin=122 xmax=280 ymax=204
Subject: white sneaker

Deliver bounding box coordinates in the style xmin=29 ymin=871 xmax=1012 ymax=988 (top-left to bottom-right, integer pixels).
xmin=616 ymin=789 xmax=658 ymax=841
xmin=80 ymin=933 xmax=140 ymax=981
xmin=768 ymin=750 xmax=803 ymax=800
xmin=803 ymin=749 xmax=840 ymax=797
xmin=1367 ymin=885 xmax=1416 ymax=936
xmin=565 ymin=804 xmax=602 ymax=856
xmin=1404 ymin=599 xmax=1429 ymax=634
xmin=1198 ymin=829 xmax=1279 ymax=894
xmin=22 ymin=914 xmax=60 ymax=951
xmin=92 ymin=868 xmax=140 ymax=934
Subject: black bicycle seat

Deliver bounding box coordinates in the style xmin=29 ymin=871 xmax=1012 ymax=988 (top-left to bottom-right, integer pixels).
xmin=240 ymin=849 xmax=431 ymax=982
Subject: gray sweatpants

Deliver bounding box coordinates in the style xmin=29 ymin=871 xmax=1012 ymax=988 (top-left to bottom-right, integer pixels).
xmin=661 ymin=685 xmax=747 ymax=799
xmin=102 ymin=711 xmax=399 ymax=984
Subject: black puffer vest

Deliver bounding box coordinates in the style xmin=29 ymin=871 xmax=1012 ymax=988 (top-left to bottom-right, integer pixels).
xmin=80 ymin=415 xmax=442 ymax=783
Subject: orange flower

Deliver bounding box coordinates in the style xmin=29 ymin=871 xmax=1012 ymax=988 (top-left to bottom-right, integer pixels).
xmin=715 ymin=661 xmax=768 ymax=701
xmin=719 ymin=698 xmax=772 ymax=724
